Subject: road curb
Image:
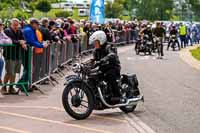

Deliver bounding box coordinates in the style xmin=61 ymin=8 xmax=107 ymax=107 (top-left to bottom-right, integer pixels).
xmin=179 ymin=45 xmax=200 ymax=70
xmin=122 ymin=112 xmax=156 ymax=133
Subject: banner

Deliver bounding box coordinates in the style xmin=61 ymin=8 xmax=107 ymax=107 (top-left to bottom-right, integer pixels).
xmin=90 ymin=0 xmax=105 ymax=24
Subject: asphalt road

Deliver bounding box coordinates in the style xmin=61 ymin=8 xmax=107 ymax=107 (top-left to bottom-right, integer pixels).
xmin=119 ymin=45 xmax=200 ymax=133
xmin=0 ymin=44 xmax=200 ymax=133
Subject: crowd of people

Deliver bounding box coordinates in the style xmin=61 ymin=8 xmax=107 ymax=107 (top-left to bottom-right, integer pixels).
xmin=0 ymin=17 xmax=200 ymax=95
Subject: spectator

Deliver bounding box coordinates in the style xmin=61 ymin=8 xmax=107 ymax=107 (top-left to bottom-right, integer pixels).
xmin=23 ymin=18 xmax=48 ymax=48
xmin=40 ymin=18 xmax=51 ymax=41
xmin=63 ymin=22 xmax=71 ymax=41
xmin=3 ymin=18 xmax=25 ymax=94
xmin=0 ymin=20 xmax=12 ymax=94
xmin=179 ymin=23 xmax=187 ymax=48
xmin=40 ymin=18 xmax=51 ymax=79
xmin=104 ymin=23 xmax=113 ymax=42
xmin=21 ymin=18 xmax=48 ymax=92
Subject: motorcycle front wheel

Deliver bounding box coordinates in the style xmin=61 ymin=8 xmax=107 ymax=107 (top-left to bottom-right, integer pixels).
xmin=62 ymin=82 xmax=94 ymax=120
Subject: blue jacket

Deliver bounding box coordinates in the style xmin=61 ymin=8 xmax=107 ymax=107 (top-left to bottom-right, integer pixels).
xmin=23 ymin=25 xmax=44 ymax=48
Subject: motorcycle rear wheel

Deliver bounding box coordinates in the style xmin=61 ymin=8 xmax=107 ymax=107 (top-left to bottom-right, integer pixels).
xmin=120 ymin=105 xmax=137 ymax=113
xmin=62 ymin=82 xmax=94 ymax=120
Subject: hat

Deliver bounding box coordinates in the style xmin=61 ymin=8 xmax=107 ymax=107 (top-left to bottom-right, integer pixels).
xmin=30 ymin=18 xmax=39 ymax=24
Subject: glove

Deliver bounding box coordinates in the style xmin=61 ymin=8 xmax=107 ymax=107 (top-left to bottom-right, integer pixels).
xmin=95 ymin=61 xmax=101 ymax=67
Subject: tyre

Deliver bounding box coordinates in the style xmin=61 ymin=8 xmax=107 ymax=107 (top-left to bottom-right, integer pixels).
xmin=120 ymin=105 xmax=137 ymax=113
xmin=62 ymin=82 xmax=94 ymax=120
xmin=120 ymin=82 xmax=140 ymax=113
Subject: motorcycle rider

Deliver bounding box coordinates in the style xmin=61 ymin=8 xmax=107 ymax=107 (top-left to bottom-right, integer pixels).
xmin=167 ymin=25 xmax=180 ymax=50
xmin=140 ymin=25 xmax=153 ymax=39
xmin=153 ymin=22 xmax=166 ymax=59
xmin=89 ymin=31 xmax=122 ymax=101
xmin=140 ymin=25 xmax=154 ymax=50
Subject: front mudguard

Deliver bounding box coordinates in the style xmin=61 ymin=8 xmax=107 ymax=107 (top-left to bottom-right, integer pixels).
xmin=64 ymin=77 xmax=96 ymax=104
xmin=64 ymin=75 xmax=80 ymax=85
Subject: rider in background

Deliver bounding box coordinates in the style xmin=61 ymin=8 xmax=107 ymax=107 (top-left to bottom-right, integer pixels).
xmin=153 ymin=22 xmax=166 ymax=59
xmin=167 ymin=25 xmax=180 ymax=50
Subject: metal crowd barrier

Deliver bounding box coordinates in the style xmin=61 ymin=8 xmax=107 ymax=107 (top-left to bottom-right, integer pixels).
xmin=0 ymin=44 xmax=32 ymax=96
xmin=110 ymin=29 xmax=138 ymax=45
xmin=31 ymin=33 xmax=89 ymax=88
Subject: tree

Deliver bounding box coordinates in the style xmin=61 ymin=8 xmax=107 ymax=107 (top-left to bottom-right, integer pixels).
xmin=105 ymin=0 xmax=123 ymax=18
xmin=55 ymin=10 xmax=70 ymax=18
xmin=13 ymin=9 xmax=31 ymax=19
xmin=134 ymin=0 xmax=174 ymax=20
xmin=35 ymin=0 xmax=51 ymax=13
xmin=188 ymin=0 xmax=200 ymax=20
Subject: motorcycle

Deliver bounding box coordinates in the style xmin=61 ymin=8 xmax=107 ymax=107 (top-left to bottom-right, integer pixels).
xmin=62 ymin=61 xmax=144 ymax=120
xmin=135 ymin=34 xmax=153 ymax=55
xmin=169 ymin=35 xmax=180 ymax=51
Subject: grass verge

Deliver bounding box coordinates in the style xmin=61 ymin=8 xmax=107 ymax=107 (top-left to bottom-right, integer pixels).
xmin=190 ymin=47 xmax=200 ymax=61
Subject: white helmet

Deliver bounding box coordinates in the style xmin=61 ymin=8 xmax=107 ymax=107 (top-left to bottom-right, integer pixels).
xmin=89 ymin=31 xmax=107 ymax=46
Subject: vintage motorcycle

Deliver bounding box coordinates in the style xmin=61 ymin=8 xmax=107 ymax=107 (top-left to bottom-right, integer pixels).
xmin=135 ymin=34 xmax=153 ymax=55
xmin=62 ymin=61 xmax=144 ymax=120
xmin=169 ymin=35 xmax=180 ymax=51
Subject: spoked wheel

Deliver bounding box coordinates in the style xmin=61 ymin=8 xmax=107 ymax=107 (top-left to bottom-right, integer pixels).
xmin=62 ymin=82 xmax=94 ymax=120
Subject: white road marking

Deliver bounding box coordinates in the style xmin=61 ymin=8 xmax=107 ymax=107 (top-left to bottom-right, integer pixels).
xmin=120 ymin=109 xmax=156 ymax=133
xmin=0 ymin=110 xmax=113 ymax=133
xmin=0 ymin=126 xmax=31 ymax=133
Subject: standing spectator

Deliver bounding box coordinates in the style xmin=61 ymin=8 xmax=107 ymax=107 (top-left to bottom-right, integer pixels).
xmin=69 ymin=20 xmax=79 ymax=56
xmin=40 ymin=18 xmax=51 ymax=78
xmin=186 ymin=24 xmax=193 ymax=46
xmin=0 ymin=20 xmax=12 ymax=94
xmin=104 ymin=23 xmax=113 ymax=42
xmin=40 ymin=18 xmax=51 ymax=41
xmin=22 ymin=18 xmax=49 ymax=92
xmin=63 ymin=22 xmax=71 ymax=41
xmin=3 ymin=18 xmax=26 ymax=94
xmin=179 ymin=23 xmax=187 ymax=48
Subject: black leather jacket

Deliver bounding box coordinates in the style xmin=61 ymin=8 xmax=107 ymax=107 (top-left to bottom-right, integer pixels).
xmin=93 ymin=44 xmax=121 ymax=72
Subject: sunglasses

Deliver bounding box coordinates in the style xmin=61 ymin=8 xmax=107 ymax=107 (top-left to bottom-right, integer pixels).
xmin=0 ymin=24 xmax=3 ymax=26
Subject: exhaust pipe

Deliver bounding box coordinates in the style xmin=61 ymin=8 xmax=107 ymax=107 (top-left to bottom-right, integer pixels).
xmin=98 ymin=87 xmax=144 ymax=108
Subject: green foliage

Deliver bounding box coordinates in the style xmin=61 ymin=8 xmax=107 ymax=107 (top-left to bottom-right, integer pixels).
xmin=105 ymin=0 xmax=123 ymax=18
xmin=188 ymin=0 xmax=200 ymax=20
xmin=135 ymin=0 xmax=174 ymax=20
xmin=191 ymin=47 xmax=200 ymax=61
xmin=55 ymin=10 xmax=70 ymax=18
xmin=13 ymin=10 xmax=31 ymax=19
xmin=35 ymin=0 xmax=51 ymax=13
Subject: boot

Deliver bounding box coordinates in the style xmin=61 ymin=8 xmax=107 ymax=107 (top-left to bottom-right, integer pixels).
xmin=1 ymin=87 xmax=7 ymax=95
xmin=8 ymin=87 xmax=16 ymax=94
